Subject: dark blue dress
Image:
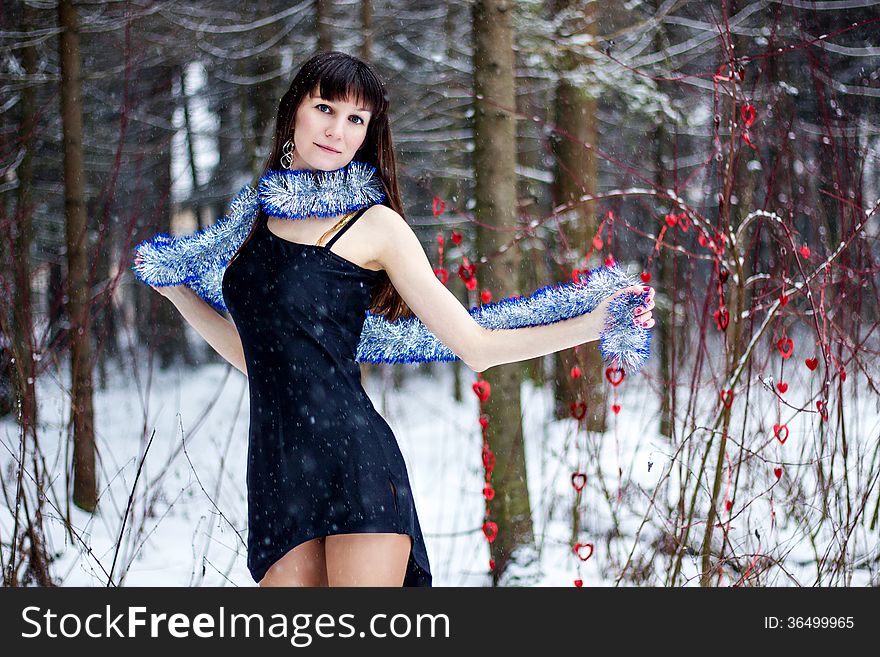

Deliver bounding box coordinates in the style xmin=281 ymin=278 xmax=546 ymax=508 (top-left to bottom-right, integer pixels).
xmin=221 ymin=206 xmax=432 ymax=586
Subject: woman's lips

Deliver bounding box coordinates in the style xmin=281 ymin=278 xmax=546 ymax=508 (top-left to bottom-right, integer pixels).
xmin=316 ymin=143 xmax=340 ymax=153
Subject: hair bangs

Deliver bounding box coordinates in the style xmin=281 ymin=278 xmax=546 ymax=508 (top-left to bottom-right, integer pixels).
xmin=312 ymin=60 xmax=386 ymax=118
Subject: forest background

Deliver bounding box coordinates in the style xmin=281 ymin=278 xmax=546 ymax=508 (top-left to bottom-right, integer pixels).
xmin=1 ymin=0 xmax=878 ymax=587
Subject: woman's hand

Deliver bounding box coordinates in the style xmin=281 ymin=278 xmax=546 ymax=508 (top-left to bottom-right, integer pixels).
xmin=134 ymin=253 xmax=188 ymax=301
xmin=594 ymin=284 xmax=656 ymax=329
xmin=632 ymin=285 xmax=655 ymax=328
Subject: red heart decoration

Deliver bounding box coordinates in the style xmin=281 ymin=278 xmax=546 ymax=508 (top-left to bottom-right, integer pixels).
xmin=779 ymin=293 xmax=789 ymax=306
xmin=571 ymin=472 xmax=587 ymax=492
xmin=776 ymin=382 xmax=788 ymax=394
xmin=640 ymin=271 xmax=652 ymax=283
xmin=472 ymin=380 xmax=491 ymax=401
xmin=605 ymin=367 xmax=625 ymax=386
xmin=482 ymin=485 xmax=495 ymax=501
xmin=816 ymin=400 xmax=828 ymax=421
xmin=665 ymin=213 xmax=678 ymax=227
xmin=573 ymin=542 xmax=594 ymax=561
xmin=458 ymin=261 xmax=476 ymax=282
xmin=725 ymin=499 xmax=733 ymax=512
xmin=804 ymin=357 xmax=818 ymax=371
xmin=489 ymin=558 xmax=495 ymax=570
xmin=698 ymin=234 xmax=707 ymax=247
xmin=432 ymin=196 xmax=446 ymax=217
xmin=592 ymin=235 xmax=604 ymax=250
xmin=433 ymin=267 xmax=449 ymax=284
xmin=720 ymin=389 xmax=734 ymax=409
xmin=799 ymin=245 xmax=810 ymax=259
xmin=776 ymin=338 xmax=794 ymax=360
xmin=482 ymin=521 xmax=498 ymax=543
xmin=574 ymin=579 xmax=583 ymax=588
xmin=481 ymin=289 xmax=492 ymax=304
xmin=740 ymin=103 xmax=756 ymax=127
xmin=451 ymin=230 xmax=462 ymax=245
xmin=714 ymin=307 xmax=730 ymax=332
xmin=570 ymin=366 xmax=582 ymax=379
xmin=570 ymin=401 xmax=587 ymax=420
xmin=773 ymin=423 xmax=788 ymax=444
xmin=839 ymin=368 xmax=846 ymax=382
xmin=482 ymin=446 xmax=495 ymax=472
xmin=478 ymin=414 xmax=489 ymax=429
xmin=611 ymin=403 xmax=621 ymax=414
xmin=677 ymin=213 xmax=690 ymax=232
xmin=773 ymin=467 xmax=783 ymax=480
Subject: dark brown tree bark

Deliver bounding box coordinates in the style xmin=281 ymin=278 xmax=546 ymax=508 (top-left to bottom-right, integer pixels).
xmin=472 ymin=0 xmax=537 ymax=586
xmin=58 ymin=0 xmax=97 ymax=512
xmin=548 ymin=0 xmax=606 ymax=433
xmin=152 ymin=64 xmax=193 ymax=368
xmin=0 ymin=0 xmax=55 ymax=588
xmin=360 ymin=0 xmax=373 ymax=61
xmin=317 ymin=0 xmax=333 ymax=53
xmin=648 ymin=0 xmax=675 ymax=441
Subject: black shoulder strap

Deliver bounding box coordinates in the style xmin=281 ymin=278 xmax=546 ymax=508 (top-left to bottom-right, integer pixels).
xmin=325 ymin=206 xmax=371 ymax=249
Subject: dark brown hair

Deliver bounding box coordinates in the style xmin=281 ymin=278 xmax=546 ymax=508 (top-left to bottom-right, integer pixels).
xmin=231 ymin=51 xmax=413 ymax=323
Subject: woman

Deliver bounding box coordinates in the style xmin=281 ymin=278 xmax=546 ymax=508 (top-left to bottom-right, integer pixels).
xmin=134 ymin=51 xmax=656 ymax=587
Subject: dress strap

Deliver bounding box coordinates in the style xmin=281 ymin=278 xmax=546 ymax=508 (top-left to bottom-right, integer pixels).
xmin=324 ymin=206 xmax=371 ymax=249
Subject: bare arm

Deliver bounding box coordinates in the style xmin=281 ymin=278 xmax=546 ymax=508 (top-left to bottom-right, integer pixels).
xmin=370 ymin=206 xmax=655 ymax=373
xmin=476 ymin=284 xmax=654 ymax=372
xmin=149 ymin=283 xmax=247 ymax=375
xmin=479 ymin=311 xmax=599 ymax=373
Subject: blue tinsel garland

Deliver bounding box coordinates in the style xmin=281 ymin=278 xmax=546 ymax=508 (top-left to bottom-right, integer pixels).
xmin=357 ymin=265 xmax=651 ymax=374
xmin=258 ymin=161 xmax=386 ymax=219
xmin=132 ymin=171 xmax=652 ymax=375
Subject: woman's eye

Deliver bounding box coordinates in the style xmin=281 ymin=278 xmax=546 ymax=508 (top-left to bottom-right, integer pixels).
xmin=316 ymin=103 xmax=365 ymax=125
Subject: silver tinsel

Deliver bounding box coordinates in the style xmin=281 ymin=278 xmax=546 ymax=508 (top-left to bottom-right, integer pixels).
xmin=133 ymin=173 xmax=652 ymax=375
xmin=356 ymin=264 xmax=651 ymax=375
xmin=258 ymin=161 xmax=386 ymax=219
xmin=132 ymin=184 xmax=259 ymax=310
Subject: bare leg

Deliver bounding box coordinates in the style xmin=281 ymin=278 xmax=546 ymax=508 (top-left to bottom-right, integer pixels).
xmin=258 ymin=536 xmax=329 ymax=587
xmin=324 ymin=533 xmax=412 ymax=587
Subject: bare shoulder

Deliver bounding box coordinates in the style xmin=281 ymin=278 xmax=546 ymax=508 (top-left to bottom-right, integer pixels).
xmin=360 ymin=203 xmax=406 ymax=231
xmin=359 ymin=205 xmax=422 ymax=269
xmin=358 ymin=203 xmax=417 ymax=258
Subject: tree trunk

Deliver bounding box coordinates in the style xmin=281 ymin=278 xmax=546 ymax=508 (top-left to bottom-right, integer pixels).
xmin=360 ymin=0 xmax=373 ymax=61
xmin=317 ymin=0 xmax=333 ymax=53
xmin=0 ymin=0 xmax=55 ymax=588
xmin=548 ymin=0 xmax=606 ymax=432
xmin=152 ymin=64 xmax=193 ymax=368
xmin=12 ymin=0 xmax=38 ymax=437
xmin=251 ymin=0 xmax=281 ymax=173
xmin=58 ymin=0 xmax=97 ymax=512
xmin=648 ymin=0 xmax=675 ymax=440
xmin=472 ymin=0 xmax=537 ymax=586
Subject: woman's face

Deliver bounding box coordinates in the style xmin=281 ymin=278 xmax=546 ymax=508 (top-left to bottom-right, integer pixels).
xmin=287 ymin=85 xmax=372 ymax=171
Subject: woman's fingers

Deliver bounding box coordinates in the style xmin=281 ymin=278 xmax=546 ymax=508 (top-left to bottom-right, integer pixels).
xmin=627 ymin=285 xmax=655 ymax=327
xmin=607 ymin=285 xmax=658 ymax=328
xmin=632 ymin=294 xmax=655 ymax=316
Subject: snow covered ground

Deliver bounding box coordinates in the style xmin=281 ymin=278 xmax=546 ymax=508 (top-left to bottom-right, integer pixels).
xmin=2 ymin=348 xmax=877 ymax=587
xmin=1 ymin=358 xmax=603 ymax=586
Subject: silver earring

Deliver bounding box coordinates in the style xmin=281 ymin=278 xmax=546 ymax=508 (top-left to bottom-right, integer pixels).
xmin=281 ymin=138 xmax=295 ymax=169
